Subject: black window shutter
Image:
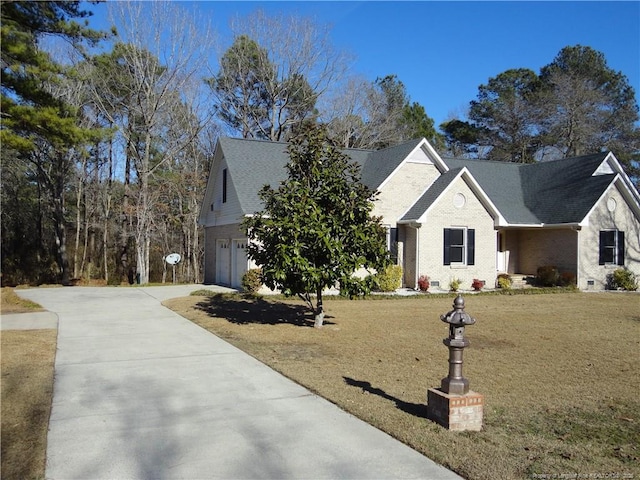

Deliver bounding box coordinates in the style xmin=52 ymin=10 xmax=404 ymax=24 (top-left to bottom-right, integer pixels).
xmin=222 ymin=168 xmax=227 ymax=203
xmin=599 ymin=231 xmax=606 ymax=265
xmin=443 ymin=229 xmax=451 ymax=265
xmin=467 ymin=229 xmax=475 ymax=265
xmin=617 ymin=231 xmax=625 ymax=265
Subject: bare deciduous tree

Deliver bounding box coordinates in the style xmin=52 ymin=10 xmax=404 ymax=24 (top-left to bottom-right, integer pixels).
xmin=87 ymin=1 xmax=214 ymax=284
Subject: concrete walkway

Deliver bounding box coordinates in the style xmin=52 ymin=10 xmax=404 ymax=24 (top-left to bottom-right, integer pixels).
xmin=13 ymin=285 xmax=461 ymax=480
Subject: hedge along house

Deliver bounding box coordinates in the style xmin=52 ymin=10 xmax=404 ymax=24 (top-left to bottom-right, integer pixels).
xmin=199 ymin=136 xmax=640 ymax=291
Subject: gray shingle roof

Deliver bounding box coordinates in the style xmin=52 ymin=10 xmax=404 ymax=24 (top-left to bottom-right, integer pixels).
xmin=443 ymin=157 xmax=539 ymax=224
xmin=218 ymin=136 xmax=617 ymax=225
xmin=519 ymin=153 xmax=613 ymax=224
xmin=218 ymin=137 xmax=416 ymax=214
xmin=360 ymin=139 xmax=424 ymax=189
xmin=442 ymin=152 xmax=614 ymax=225
xmin=218 ymin=137 xmax=290 ymax=214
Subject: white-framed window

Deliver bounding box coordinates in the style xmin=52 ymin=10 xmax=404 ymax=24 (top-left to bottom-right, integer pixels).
xmin=444 ymin=227 xmax=475 ymax=266
xmin=599 ymin=230 xmax=624 ymax=266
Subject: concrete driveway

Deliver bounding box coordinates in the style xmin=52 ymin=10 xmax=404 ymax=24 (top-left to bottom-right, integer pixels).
xmin=13 ymin=285 xmax=461 ymax=480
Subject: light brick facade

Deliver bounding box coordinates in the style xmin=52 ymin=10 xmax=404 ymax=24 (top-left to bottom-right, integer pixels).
xmin=200 ymin=138 xmax=640 ymax=292
xmin=578 ymin=183 xmax=640 ymax=290
xmin=415 ymin=176 xmax=496 ymax=291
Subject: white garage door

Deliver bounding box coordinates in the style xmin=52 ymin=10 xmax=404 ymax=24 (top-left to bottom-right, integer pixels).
xmin=216 ymin=240 xmax=230 ymax=285
xmin=231 ymin=239 xmax=248 ymax=288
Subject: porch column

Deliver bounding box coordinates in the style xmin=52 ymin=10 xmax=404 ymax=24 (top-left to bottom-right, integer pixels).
xmin=411 ymin=222 xmax=421 ymax=290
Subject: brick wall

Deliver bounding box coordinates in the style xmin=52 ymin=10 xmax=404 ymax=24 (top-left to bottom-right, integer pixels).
xmin=419 ymin=176 xmax=496 ymax=291
xmin=373 ymin=162 xmax=440 ymax=224
xmin=579 ymin=184 xmax=640 ymax=290
xmin=517 ymin=228 xmax=578 ymax=275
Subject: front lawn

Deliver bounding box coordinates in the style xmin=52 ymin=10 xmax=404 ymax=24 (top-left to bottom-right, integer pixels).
xmin=165 ymin=292 xmax=640 ymax=480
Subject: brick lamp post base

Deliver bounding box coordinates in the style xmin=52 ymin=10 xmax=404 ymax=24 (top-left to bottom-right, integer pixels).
xmin=427 ymin=388 xmax=484 ymax=431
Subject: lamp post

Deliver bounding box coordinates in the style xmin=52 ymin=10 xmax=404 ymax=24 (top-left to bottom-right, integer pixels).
xmin=427 ymin=294 xmax=484 ymax=431
xmin=440 ymin=294 xmax=476 ymax=395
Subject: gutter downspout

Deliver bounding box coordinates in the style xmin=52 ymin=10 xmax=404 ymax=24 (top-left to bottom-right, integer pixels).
xmin=574 ymin=227 xmax=581 ymax=289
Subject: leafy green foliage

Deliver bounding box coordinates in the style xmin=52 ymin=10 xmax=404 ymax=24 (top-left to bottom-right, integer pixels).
xmin=372 ymin=75 xmax=443 ymax=149
xmin=402 ymin=102 xmax=444 ymax=150
xmin=440 ymin=119 xmax=483 ymax=157
xmin=468 ymin=68 xmax=542 ymax=163
xmin=449 ymin=277 xmax=462 ymax=292
xmin=241 ymin=268 xmax=263 ymax=295
xmin=1 ymin=1 xmax=107 ymax=285
xmin=375 ymin=265 xmax=403 ymax=292
xmin=608 ymin=268 xmax=638 ymax=291
xmin=1 ymin=1 xmax=106 ymax=152
xmin=538 ymin=45 xmax=640 ymax=174
xmin=242 ymin=125 xmax=390 ymax=324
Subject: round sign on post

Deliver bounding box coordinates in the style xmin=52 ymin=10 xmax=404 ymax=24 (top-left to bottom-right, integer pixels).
xmin=164 ymin=253 xmax=181 ymax=284
xmin=164 ymin=253 xmax=181 ymax=265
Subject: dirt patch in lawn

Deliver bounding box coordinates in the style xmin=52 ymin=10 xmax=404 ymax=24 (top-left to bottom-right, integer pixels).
xmin=166 ymin=292 xmax=640 ymax=480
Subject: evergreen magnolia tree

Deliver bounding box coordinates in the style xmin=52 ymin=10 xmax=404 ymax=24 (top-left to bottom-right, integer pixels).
xmin=243 ymin=126 xmax=390 ymax=327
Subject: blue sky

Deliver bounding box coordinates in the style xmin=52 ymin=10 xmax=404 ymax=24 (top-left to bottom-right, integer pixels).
xmin=85 ymin=1 xmax=639 ymax=129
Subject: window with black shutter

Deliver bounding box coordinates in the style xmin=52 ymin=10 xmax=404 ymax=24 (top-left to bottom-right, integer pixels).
xmin=599 ymin=230 xmax=624 ymax=265
xmin=444 ymin=228 xmax=475 ymax=266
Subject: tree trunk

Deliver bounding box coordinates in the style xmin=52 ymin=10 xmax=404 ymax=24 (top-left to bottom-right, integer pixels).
xmin=52 ymin=168 xmax=71 ymax=286
xmin=314 ymin=286 xmax=325 ymax=328
xmin=73 ymin=168 xmax=83 ymax=279
xmin=120 ymin=143 xmax=132 ymax=283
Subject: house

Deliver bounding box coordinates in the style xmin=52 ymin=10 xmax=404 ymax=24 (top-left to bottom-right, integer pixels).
xmin=198 ymin=136 xmax=640 ymax=291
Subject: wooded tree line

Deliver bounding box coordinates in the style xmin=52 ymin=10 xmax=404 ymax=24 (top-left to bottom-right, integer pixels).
xmin=2 ymin=1 xmax=638 ymax=286
xmin=441 ymin=47 xmax=640 ymax=170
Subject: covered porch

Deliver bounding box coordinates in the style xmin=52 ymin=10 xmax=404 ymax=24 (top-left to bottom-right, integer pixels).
xmin=496 ymin=227 xmax=580 ymax=279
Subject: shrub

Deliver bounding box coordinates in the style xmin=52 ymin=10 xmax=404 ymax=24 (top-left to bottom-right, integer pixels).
xmin=449 ymin=277 xmax=461 ymax=292
xmin=536 ymin=265 xmax=559 ymax=287
xmin=497 ymin=273 xmax=512 ymax=289
xmin=418 ymin=275 xmax=430 ymax=292
xmin=375 ymin=265 xmax=403 ymax=292
xmin=241 ymin=268 xmax=262 ymax=294
xmin=559 ymin=271 xmax=576 ymax=287
xmin=608 ymin=268 xmax=638 ymax=291
xmin=471 ymin=279 xmax=484 ymax=291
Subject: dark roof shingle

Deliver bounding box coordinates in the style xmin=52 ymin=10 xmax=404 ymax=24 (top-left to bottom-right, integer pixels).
xmin=442 ymin=152 xmax=615 ymax=224
xmin=219 ymin=136 xmax=617 ymax=225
